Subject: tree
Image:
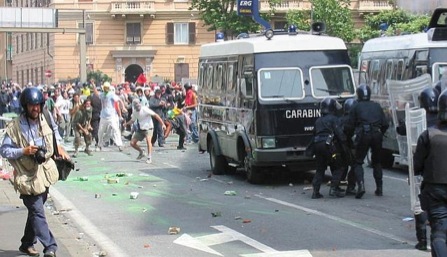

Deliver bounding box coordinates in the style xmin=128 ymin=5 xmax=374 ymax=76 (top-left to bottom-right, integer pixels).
xmin=87 ymin=70 xmax=111 ymax=85
xmin=357 ymin=9 xmax=430 ymax=43
xmin=285 ymin=0 xmax=355 ymax=42
xmin=189 ymin=0 xmax=280 ymax=40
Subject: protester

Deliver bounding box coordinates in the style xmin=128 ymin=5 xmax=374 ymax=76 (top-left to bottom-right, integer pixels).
xmin=71 ymin=98 xmax=93 ymax=157
xmin=123 ymin=99 xmax=166 ymax=164
xmin=93 ymin=82 xmax=124 ymax=151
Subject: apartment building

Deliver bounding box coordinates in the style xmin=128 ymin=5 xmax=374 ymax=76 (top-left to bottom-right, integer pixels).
xmin=0 ymin=0 xmax=394 ymax=86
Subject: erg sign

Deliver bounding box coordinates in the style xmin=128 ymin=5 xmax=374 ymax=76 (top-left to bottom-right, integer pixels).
xmin=237 ymin=0 xmax=253 ymax=16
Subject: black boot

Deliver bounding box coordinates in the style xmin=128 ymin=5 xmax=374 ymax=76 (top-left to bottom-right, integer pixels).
xmin=375 ymin=180 xmax=383 ymax=196
xmin=312 ymin=186 xmax=323 ymax=199
xmin=329 ymin=186 xmax=345 ymax=198
xmin=355 ymin=181 xmax=365 ymax=199
xmin=346 ymin=185 xmax=356 ymax=195
xmin=414 ymin=212 xmax=428 ymax=251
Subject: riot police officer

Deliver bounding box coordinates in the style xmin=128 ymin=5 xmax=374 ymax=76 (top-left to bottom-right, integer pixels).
xmin=414 ymin=89 xmax=447 ymax=256
xmin=403 ymin=86 xmax=439 ymax=251
xmin=340 ymin=98 xmax=357 ymax=195
xmin=311 ymin=98 xmax=347 ymax=199
xmin=348 ymin=84 xmax=389 ymax=199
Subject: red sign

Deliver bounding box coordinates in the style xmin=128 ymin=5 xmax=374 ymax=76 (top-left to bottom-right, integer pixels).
xmin=45 ymin=70 xmax=52 ymax=78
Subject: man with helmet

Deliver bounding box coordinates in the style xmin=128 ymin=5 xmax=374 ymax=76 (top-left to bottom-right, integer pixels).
xmin=348 ymin=84 xmax=389 ymax=199
xmin=414 ymin=89 xmax=447 ymax=256
xmin=311 ymin=97 xmax=347 ymax=199
xmin=340 ymin=98 xmax=358 ymax=195
xmin=0 ymin=87 xmax=71 ymax=257
xmin=396 ymin=86 xmax=440 ymax=251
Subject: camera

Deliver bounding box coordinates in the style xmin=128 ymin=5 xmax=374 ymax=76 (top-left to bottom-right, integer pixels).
xmin=34 ymin=146 xmax=47 ymax=164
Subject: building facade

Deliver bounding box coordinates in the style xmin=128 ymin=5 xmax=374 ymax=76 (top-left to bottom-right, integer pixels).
xmin=0 ymin=0 xmax=394 ymax=86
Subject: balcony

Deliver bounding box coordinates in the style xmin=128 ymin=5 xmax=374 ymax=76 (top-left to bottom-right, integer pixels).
xmin=110 ymin=0 xmax=192 ymax=15
xmin=260 ymin=0 xmax=392 ymax=13
xmin=111 ymin=1 xmax=155 ymax=15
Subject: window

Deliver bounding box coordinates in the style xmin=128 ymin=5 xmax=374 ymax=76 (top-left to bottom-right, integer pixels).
xmin=227 ymin=64 xmax=235 ymax=90
xmin=126 ymin=23 xmax=141 ymax=44
xmin=310 ymin=65 xmax=355 ymax=98
xmin=78 ymin=22 xmax=94 ymax=44
xmin=259 ymin=68 xmax=304 ymax=100
xmin=166 ymin=22 xmax=195 ymax=45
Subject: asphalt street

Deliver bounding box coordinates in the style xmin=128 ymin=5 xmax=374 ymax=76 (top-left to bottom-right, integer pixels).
xmin=44 ymin=135 xmax=431 ymax=257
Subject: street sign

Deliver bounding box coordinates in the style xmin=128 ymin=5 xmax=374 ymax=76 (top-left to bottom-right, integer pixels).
xmin=45 ymin=70 xmax=52 ymax=78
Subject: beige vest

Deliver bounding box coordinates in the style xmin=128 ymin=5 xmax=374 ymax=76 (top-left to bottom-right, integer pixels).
xmin=6 ymin=115 xmax=58 ymax=195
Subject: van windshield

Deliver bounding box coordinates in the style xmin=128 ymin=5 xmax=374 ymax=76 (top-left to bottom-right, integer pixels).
xmin=258 ymin=68 xmax=304 ymax=100
xmin=310 ymin=65 xmax=355 ymax=98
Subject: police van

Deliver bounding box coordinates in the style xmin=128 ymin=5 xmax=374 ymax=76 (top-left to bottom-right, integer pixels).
xmin=197 ymin=25 xmax=356 ymax=183
xmin=358 ymin=8 xmax=447 ymax=167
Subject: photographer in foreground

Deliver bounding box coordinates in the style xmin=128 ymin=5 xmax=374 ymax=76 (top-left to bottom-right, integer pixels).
xmin=0 ymin=87 xmax=70 ymax=257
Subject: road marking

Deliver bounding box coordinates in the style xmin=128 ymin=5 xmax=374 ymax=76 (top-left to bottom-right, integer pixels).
xmin=50 ymin=187 xmax=129 ymax=257
xmin=384 ymin=174 xmax=407 ymax=182
xmin=174 ymin=225 xmax=312 ymax=256
xmin=163 ymin=162 xmax=180 ymax=168
xmin=255 ymin=194 xmax=410 ymax=244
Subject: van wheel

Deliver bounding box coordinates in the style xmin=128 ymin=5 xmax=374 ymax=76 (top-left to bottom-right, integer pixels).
xmin=244 ymin=156 xmax=263 ymax=184
xmin=209 ymin=141 xmax=226 ymax=175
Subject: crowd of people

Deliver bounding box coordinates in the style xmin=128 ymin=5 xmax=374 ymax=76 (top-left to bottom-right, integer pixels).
xmin=0 ymin=78 xmax=199 ymax=164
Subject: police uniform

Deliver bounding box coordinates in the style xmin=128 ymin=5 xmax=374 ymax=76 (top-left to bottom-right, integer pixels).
xmin=413 ymin=88 xmax=447 ymax=256
xmin=348 ymin=85 xmax=388 ymax=199
xmin=311 ymin=98 xmax=347 ymax=199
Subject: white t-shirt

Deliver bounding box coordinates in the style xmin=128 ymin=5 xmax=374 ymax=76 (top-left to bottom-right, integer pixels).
xmin=56 ymin=97 xmax=70 ymax=115
xmin=100 ymin=92 xmax=120 ymax=119
xmin=132 ymin=106 xmax=156 ymax=130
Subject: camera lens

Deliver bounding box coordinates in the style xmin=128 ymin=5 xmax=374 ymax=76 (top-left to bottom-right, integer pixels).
xmin=34 ymin=147 xmax=47 ymax=164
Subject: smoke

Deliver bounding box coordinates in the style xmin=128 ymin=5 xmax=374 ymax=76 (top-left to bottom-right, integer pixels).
xmin=396 ymin=0 xmax=447 ymax=14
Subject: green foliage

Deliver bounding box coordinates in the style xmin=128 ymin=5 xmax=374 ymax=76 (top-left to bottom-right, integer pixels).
xmin=87 ymin=70 xmax=111 ymax=84
xmin=285 ymin=0 xmax=355 ymax=42
xmin=189 ymin=0 xmax=280 ymax=39
xmin=286 ymin=10 xmax=311 ymax=31
xmin=357 ymin=9 xmax=431 ymax=43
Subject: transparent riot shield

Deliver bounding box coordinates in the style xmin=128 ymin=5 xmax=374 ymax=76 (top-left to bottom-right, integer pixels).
xmin=387 ymin=74 xmax=432 ymax=165
xmin=405 ymin=103 xmax=426 ymax=214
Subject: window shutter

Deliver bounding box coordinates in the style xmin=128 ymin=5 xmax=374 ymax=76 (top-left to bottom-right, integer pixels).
xmin=166 ymin=23 xmax=174 ymax=44
xmin=189 ymin=22 xmax=196 ymax=44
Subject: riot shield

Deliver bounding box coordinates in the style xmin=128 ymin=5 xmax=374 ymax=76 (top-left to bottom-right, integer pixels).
xmin=387 ymin=74 xmax=432 ymax=165
xmin=405 ymin=103 xmax=426 ymax=214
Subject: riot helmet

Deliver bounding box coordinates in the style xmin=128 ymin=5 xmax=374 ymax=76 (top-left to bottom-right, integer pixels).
xmin=320 ymin=97 xmax=338 ymax=115
xmin=343 ymin=98 xmax=357 ymax=115
xmin=20 ymin=87 xmax=44 ymax=112
xmin=356 ymin=84 xmax=371 ymax=101
xmin=438 ymin=89 xmax=447 ymax=122
xmin=419 ymin=87 xmax=440 ymax=113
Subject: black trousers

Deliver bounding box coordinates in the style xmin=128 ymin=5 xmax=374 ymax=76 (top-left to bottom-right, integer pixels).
xmin=151 ymin=117 xmax=165 ymax=146
xmin=312 ymin=141 xmax=343 ymax=190
xmin=422 ymin=184 xmax=447 ymax=257
xmin=353 ymin=131 xmax=383 ymax=185
xmin=91 ymin=118 xmax=100 ymax=146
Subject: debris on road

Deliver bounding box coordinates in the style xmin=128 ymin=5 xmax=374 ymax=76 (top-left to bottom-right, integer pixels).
xmin=168 ymin=226 xmax=180 ymax=235
xmin=130 ymin=192 xmax=139 ymax=199
xmin=224 ymin=190 xmax=237 ymax=196
xmin=211 ymin=212 xmax=222 ymax=217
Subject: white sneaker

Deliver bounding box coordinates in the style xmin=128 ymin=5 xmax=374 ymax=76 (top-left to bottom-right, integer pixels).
xmin=146 ymin=158 xmax=152 ymax=164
